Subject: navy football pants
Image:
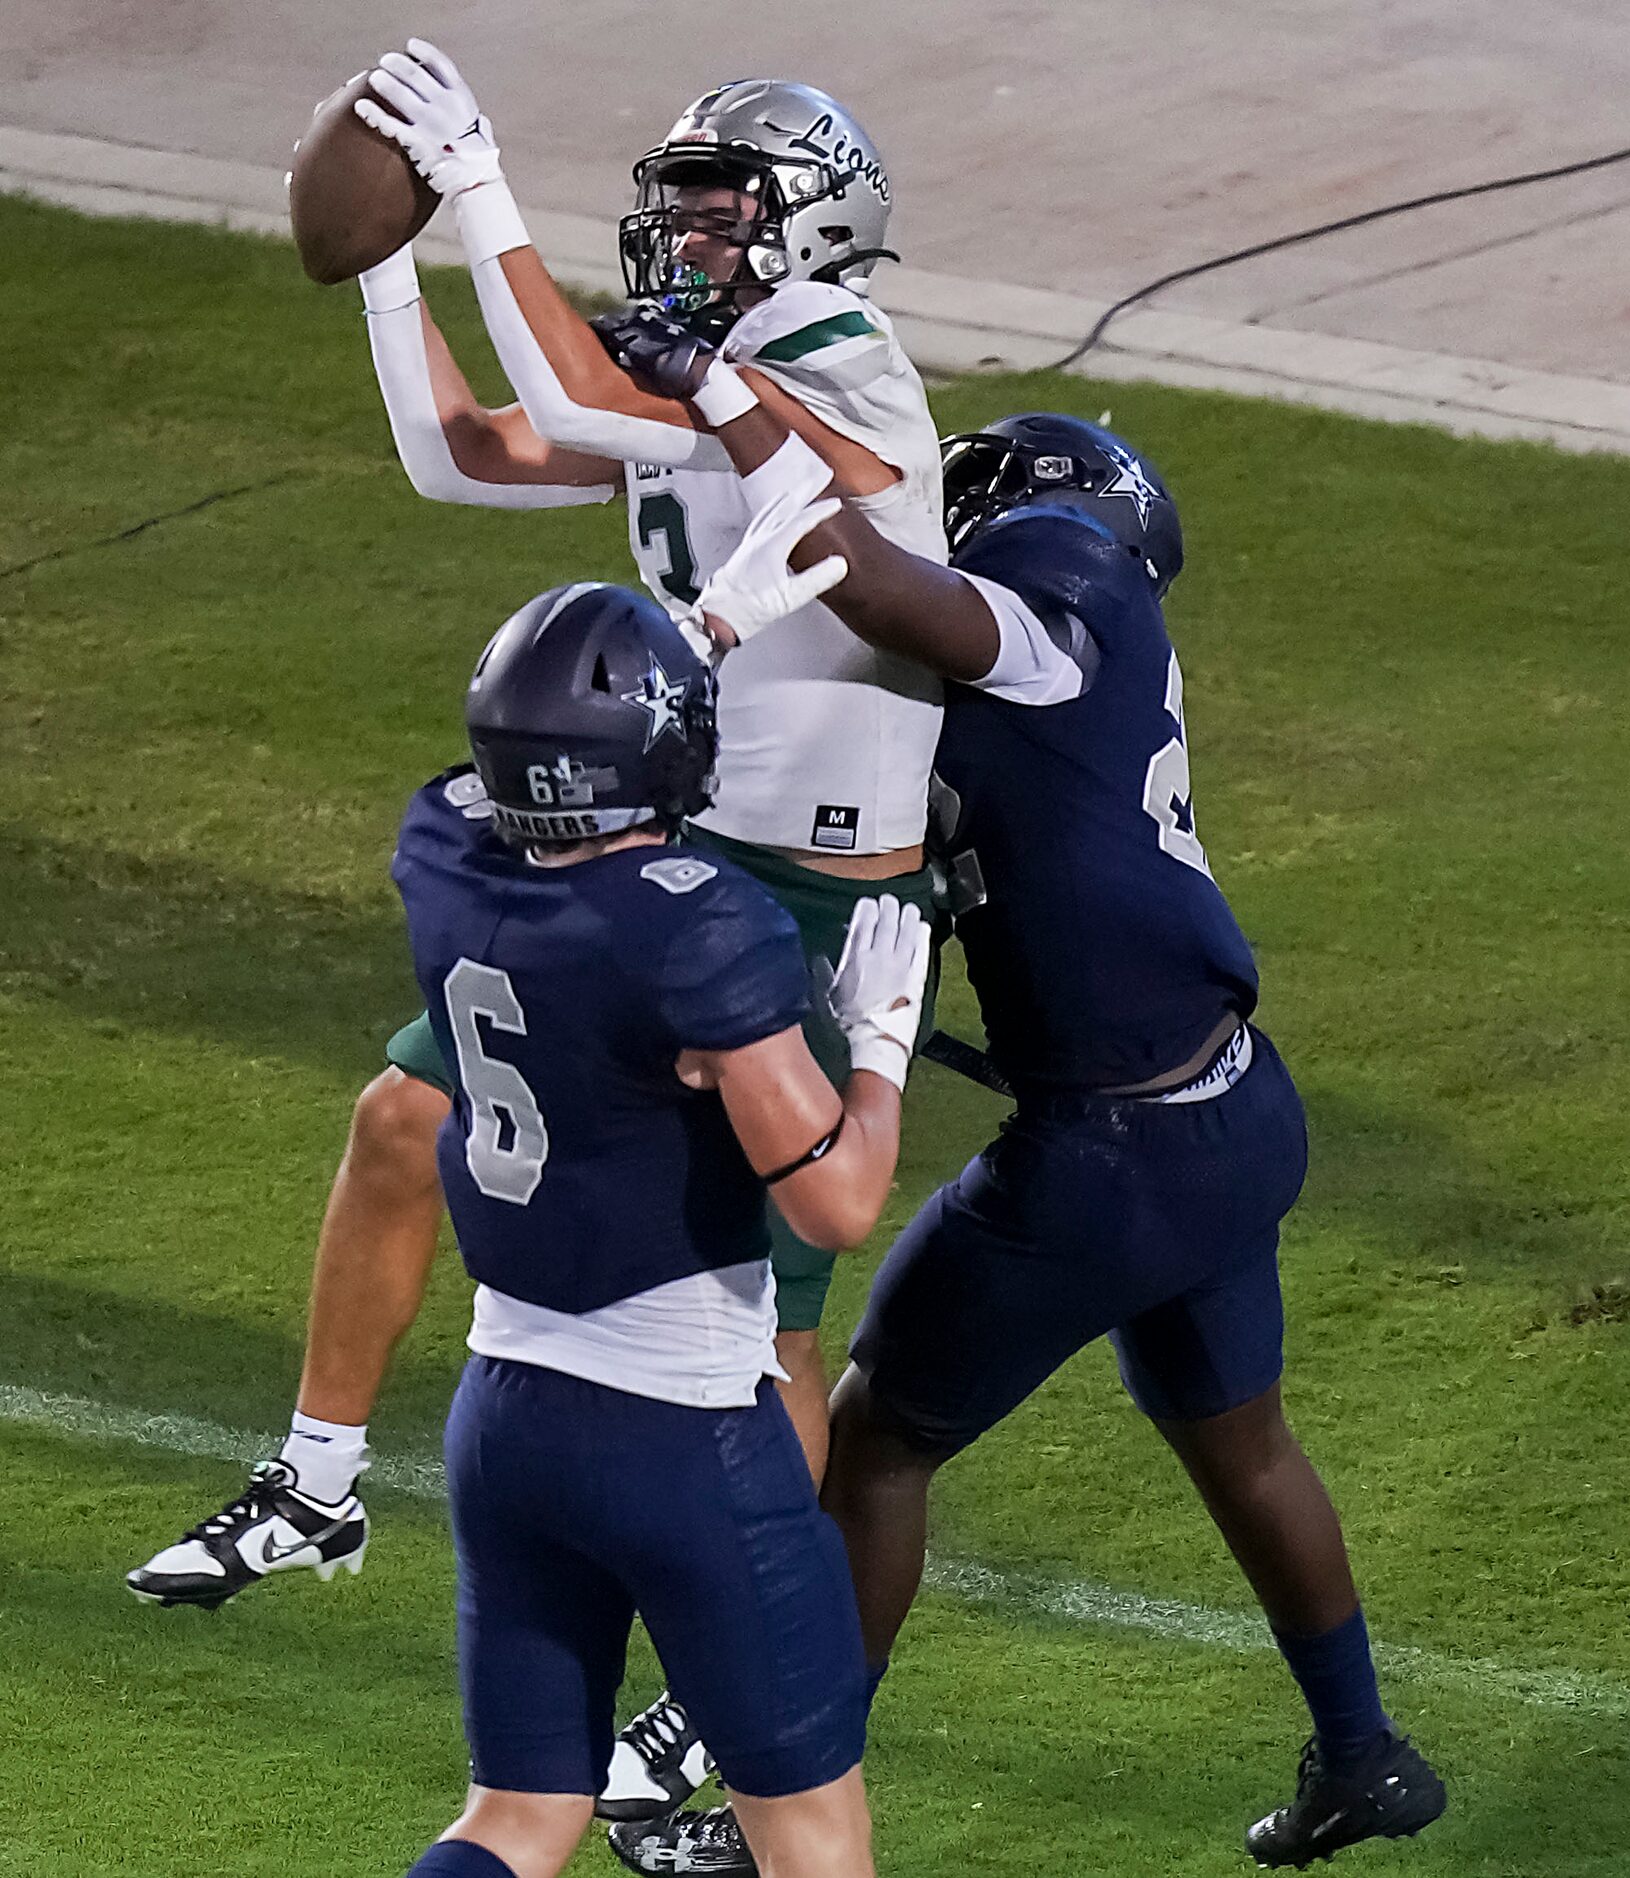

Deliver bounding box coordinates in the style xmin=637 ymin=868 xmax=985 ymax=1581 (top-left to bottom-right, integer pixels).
xmin=852 ymin=1026 xmax=1309 ymax=1452
xmin=445 ymin=1358 xmax=866 ymax=1798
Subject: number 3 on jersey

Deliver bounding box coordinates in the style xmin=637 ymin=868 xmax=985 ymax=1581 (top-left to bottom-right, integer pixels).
xmin=637 ymin=491 xmax=701 ymax=606
xmin=1142 ymin=650 xmax=1212 ymax=878
xmin=444 ymin=958 xmax=549 ymax=1205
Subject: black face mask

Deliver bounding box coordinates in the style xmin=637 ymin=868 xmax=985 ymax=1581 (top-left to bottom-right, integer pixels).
xmin=618 ymin=157 xmax=781 ymax=338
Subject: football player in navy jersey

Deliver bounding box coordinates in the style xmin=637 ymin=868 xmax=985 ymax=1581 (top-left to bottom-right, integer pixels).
xmin=593 ymin=312 xmax=1445 ymax=1874
xmin=371 ymin=572 xmax=930 ymax=1878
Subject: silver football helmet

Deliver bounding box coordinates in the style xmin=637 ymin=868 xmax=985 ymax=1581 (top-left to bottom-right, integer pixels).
xmin=619 ymin=80 xmax=896 ymax=333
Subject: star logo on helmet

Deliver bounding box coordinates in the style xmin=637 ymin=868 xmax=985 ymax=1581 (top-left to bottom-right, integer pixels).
xmin=1098 ymin=441 xmax=1159 ymax=527
xmin=621 ymin=659 xmax=690 ymax=750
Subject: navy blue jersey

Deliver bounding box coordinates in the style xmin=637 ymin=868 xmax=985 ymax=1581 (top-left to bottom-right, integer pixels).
xmin=392 ymin=767 xmax=809 ymax=1313
xmin=940 ymin=516 xmax=1259 ymax=1090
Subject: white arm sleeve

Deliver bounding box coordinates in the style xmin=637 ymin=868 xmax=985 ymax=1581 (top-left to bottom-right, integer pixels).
xmin=361 ymin=249 xmax=616 ymax=511
xmin=456 ymin=184 xmax=730 ymax=472
xmin=957 ymin=572 xmax=1098 ymax=705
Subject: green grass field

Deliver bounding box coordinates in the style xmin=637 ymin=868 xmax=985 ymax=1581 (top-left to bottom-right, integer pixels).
xmin=1 ymin=193 xmax=1627 ymax=1878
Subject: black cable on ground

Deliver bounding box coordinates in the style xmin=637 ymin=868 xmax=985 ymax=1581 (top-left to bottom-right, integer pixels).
xmin=1049 ymin=142 xmax=1630 ymax=372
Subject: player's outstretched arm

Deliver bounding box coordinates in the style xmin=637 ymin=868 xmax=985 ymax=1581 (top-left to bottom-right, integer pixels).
xmin=714 ymin=387 xmax=1002 ymax=679
xmin=682 ymin=897 xmax=930 ymax=1252
xmin=358 ymin=243 xmax=621 ymax=506
xmin=595 ymin=310 xmax=1001 ymax=676
xmin=356 ymin=39 xmax=728 ymax=471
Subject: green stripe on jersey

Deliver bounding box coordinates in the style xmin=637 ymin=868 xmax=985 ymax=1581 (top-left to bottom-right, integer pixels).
xmin=753 ymin=309 xmax=881 ymax=363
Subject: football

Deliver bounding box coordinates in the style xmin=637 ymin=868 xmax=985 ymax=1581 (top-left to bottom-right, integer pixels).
xmin=288 ymin=73 xmax=440 ymax=285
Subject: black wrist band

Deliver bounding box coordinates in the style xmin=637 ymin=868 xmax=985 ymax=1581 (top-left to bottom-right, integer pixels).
xmin=762 ymin=1115 xmax=845 ymax=1186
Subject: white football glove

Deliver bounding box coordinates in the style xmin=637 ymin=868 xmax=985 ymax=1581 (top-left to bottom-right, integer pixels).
xmin=822 ymin=895 xmax=932 ymax=1090
xmin=689 ymin=487 xmax=848 ymax=653
xmin=355 ymin=39 xmax=503 ymax=198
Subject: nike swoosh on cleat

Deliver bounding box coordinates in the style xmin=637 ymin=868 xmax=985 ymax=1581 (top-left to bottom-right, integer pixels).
xmin=1308 ymin=1813 xmax=1347 ymax=1840
xmin=259 ymin=1513 xmax=353 ymax=1568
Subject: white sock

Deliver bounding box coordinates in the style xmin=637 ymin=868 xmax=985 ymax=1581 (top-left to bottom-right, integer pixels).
xmin=279 ymin=1412 xmax=369 ymax=1504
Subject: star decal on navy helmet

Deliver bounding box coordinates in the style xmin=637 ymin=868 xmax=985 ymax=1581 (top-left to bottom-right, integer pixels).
xmin=1098 ymin=440 xmax=1160 ymax=527
xmin=621 ymin=659 xmax=691 ymax=750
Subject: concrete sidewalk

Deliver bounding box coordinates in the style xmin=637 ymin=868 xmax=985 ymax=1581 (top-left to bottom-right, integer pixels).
xmin=4 ymin=0 xmax=1627 ymax=450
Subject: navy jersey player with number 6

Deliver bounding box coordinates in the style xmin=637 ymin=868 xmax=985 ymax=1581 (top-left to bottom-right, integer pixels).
xmin=592 ymin=306 xmax=1447 ymax=1878
xmin=387 ymin=571 xmax=929 ymax=1878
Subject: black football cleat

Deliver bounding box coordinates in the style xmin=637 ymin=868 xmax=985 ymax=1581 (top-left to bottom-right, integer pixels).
xmin=608 ymin=1805 xmax=758 ymax=1876
xmin=1246 ymin=1730 xmax=1446 ymax=1867
xmin=597 ymin=1691 xmax=715 ymax=1822
xmin=125 ymin=1458 xmax=368 ymax=1609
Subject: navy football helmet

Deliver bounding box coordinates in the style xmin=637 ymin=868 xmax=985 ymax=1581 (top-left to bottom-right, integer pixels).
xmin=941 ymin=413 xmax=1184 ymax=599
xmin=465 ymin=582 xmax=717 ymax=848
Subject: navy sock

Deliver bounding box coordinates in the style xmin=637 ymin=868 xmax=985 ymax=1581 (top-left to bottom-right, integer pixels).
xmin=404 ymin=1843 xmax=518 ymax=1878
xmin=1273 ymin=1606 xmax=1390 ymax=1765
xmin=864 ymin=1660 xmax=889 ymax=1716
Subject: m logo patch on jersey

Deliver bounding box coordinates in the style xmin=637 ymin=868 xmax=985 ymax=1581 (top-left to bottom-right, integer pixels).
xmin=812 ymin=804 xmax=860 ymax=851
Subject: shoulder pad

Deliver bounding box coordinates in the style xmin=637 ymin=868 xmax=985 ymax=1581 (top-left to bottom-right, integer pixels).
xmin=642 ymin=852 xmax=808 ymax=1051
xmin=655 ymin=851 xmax=797 ymax=938
xmin=639 ymin=854 xmax=719 ymax=896
xmin=727 ymin=281 xmax=886 ymax=374
xmin=435 ymin=764 xmax=495 ymax=823
xmin=399 ymin=763 xmax=496 ymax=843
xmin=393 ymin=764 xmax=501 ymax=896
xmin=956 ymin=509 xmax=1149 ymax=630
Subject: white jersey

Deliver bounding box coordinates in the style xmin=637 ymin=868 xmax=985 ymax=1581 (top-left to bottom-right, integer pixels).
xmin=626 ymin=281 xmax=945 ymax=855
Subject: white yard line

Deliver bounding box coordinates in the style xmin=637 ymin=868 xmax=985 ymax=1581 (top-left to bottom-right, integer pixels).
xmin=922 ymin=1559 xmax=1630 ymax=1720
xmin=5 ymin=1380 xmax=1625 ymax=1719
xmin=0 ymin=1383 xmax=450 ymax=1501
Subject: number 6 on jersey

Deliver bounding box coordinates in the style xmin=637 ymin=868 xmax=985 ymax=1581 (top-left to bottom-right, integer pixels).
xmin=444 ymin=958 xmax=550 ymax=1204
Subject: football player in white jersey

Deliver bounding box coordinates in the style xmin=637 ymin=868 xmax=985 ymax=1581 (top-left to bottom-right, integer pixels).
xmin=129 ymin=40 xmax=943 ymax=1826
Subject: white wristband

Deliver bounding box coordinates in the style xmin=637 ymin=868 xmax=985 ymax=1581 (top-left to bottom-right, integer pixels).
xmin=455 ymin=178 xmax=531 ymax=268
xmin=847 ymin=1032 xmax=911 ymax=1092
xmin=691 ymin=359 xmax=758 ymax=427
xmin=360 ymin=245 xmax=421 ymax=315
xmin=741 ymin=431 xmax=834 ymax=511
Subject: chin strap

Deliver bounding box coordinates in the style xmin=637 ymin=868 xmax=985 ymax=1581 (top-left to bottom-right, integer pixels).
xmin=809 ymin=247 xmax=902 ymax=285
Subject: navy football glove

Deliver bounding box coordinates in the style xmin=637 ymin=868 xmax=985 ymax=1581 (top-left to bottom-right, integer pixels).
xmin=591 ymin=304 xmax=716 ymax=401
